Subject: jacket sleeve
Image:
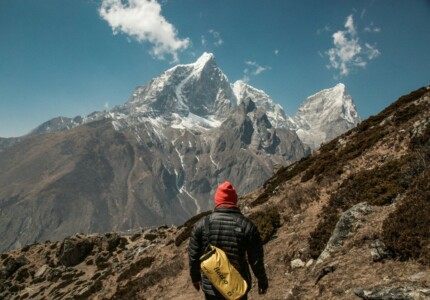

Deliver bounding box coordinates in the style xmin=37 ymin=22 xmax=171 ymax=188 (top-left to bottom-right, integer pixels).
xmin=188 ymin=219 xmax=204 ymax=283
xmin=246 ymin=222 xmax=268 ymax=285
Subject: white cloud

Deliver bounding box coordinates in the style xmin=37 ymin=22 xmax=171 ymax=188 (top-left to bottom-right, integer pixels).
xmin=245 ymin=61 xmax=269 ymax=75
xmin=274 ymin=49 xmax=279 ymax=55
xmin=364 ymin=22 xmax=381 ymax=33
xmin=104 ymin=102 xmax=110 ymax=110
xmin=242 ymin=61 xmax=270 ymax=82
xmin=99 ymin=0 xmax=190 ymax=62
xmin=201 ymin=35 xmax=206 ymax=46
xmin=365 ymin=43 xmax=381 ymax=60
xmin=325 ymin=14 xmax=381 ymax=76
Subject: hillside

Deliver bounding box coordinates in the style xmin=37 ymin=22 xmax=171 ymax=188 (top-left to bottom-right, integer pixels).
xmin=1 ymin=85 xmax=429 ymax=299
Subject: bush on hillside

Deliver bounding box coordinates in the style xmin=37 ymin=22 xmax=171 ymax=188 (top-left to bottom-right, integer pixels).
xmin=380 ymin=123 xmax=430 ymax=264
xmin=301 ymin=125 xmax=389 ymax=183
xmin=381 ymin=169 xmax=430 ymax=264
xmin=248 ymin=207 xmax=281 ymax=244
xmin=308 ymin=157 xmax=417 ymax=259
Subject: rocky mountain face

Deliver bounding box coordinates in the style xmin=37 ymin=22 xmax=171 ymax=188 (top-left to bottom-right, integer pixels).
xmin=292 ymin=83 xmax=360 ymax=150
xmin=0 ymin=53 xmax=308 ymax=253
xmin=1 ymin=85 xmax=429 ymax=300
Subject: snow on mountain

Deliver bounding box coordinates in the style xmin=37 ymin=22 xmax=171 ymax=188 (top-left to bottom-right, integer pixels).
xmin=26 ymin=53 xmax=360 ymax=152
xmin=114 ymin=52 xmax=237 ymax=129
xmin=232 ymin=80 xmax=296 ymax=129
xmin=292 ymin=83 xmax=360 ymax=150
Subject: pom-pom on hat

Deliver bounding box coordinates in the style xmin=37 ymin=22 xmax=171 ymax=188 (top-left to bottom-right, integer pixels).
xmin=214 ymin=181 xmax=238 ymax=208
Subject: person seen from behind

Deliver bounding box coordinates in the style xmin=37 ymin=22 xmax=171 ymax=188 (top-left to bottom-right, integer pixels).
xmin=188 ymin=181 xmax=269 ymax=299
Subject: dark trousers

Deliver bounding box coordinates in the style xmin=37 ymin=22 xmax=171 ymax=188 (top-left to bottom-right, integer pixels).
xmin=204 ymin=294 xmax=248 ymax=300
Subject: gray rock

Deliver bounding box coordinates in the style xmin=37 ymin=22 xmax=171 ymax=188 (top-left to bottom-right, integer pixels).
xmin=290 ymin=259 xmax=305 ymax=269
xmin=370 ymin=239 xmax=391 ymax=262
xmin=57 ymin=237 xmax=94 ymax=267
xmin=354 ymin=285 xmax=430 ymax=300
xmin=317 ymin=202 xmax=372 ymax=263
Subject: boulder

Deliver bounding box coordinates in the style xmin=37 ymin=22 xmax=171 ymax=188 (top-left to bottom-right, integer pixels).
xmin=57 ymin=236 xmax=94 ymax=267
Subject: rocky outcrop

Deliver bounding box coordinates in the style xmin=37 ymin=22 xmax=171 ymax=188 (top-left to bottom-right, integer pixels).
xmin=0 ymin=228 xmax=177 ymax=300
xmin=317 ymin=202 xmax=372 ymax=263
xmin=354 ymin=285 xmax=430 ymax=300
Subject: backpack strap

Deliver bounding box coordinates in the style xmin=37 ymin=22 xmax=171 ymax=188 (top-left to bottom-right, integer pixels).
xmin=203 ymin=214 xmax=211 ymax=249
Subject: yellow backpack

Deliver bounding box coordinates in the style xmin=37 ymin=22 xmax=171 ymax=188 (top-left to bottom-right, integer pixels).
xmin=199 ymin=215 xmax=248 ymax=300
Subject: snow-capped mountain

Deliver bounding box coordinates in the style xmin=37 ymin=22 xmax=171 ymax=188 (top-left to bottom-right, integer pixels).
xmin=111 ymin=53 xmax=238 ymax=129
xmin=26 ymin=54 xmax=359 ymax=153
xmin=0 ymin=53 xmax=308 ymax=252
xmin=292 ymin=83 xmax=361 ymax=150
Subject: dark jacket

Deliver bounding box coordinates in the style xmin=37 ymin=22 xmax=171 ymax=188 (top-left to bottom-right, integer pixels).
xmin=188 ymin=207 xmax=268 ymax=297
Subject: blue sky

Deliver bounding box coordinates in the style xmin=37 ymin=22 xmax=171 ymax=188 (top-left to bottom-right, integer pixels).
xmin=1 ymin=0 xmax=429 ymax=137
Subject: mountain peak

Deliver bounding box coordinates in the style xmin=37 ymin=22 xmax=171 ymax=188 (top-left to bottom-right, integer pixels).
xmin=334 ymin=82 xmax=345 ymax=90
xmin=293 ymin=84 xmax=360 ymax=149
xmin=194 ymin=52 xmax=216 ymax=68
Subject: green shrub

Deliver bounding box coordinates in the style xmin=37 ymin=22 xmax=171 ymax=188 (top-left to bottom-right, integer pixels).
xmin=381 ymin=169 xmax=430 ymax=264
xmin=248 ymin=208 xmax=281 ymax=244
xmin=308 ymin=209 xmax=340 ymax=259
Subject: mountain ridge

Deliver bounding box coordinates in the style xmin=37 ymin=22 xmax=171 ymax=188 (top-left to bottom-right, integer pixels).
xmin=1 ymin=53 xmax=360 ymax=154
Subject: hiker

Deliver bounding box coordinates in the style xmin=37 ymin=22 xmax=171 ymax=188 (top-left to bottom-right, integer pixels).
xmin=188 ymin=181 xmax=269 ymax=299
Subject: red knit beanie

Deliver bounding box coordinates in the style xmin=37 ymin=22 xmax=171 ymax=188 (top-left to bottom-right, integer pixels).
xmin=214 ymin=181 xmax=238 ymax=208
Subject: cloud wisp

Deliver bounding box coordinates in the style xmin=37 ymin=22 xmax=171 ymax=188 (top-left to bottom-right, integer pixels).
xmin=99 ymin=0 xmax=190 ymax=62
xmin=201 ymin=29 xmax=223 ymax=47
xmin=326 ymin=15 xmax=380 ymax=77
xmin=209 ymin=29 xmax=223 ymax=46
xmin=242 ymin=61 xmax=270 ymax=82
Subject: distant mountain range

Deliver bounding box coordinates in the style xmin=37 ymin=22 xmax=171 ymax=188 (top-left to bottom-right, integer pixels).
xmin=0 ymin=53 xmax=360 ymax=252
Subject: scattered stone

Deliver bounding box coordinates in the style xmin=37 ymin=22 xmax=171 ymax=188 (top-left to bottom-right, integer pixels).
xmin=306 ymin=259 xmax=314 ymax=268
xmin=290 ymin=259 xmax=305 ymax=269
xmin=370 ymin=239 xmax=391 ymax=262
xmin=34 ymin=265 xmax=50 ymax=281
